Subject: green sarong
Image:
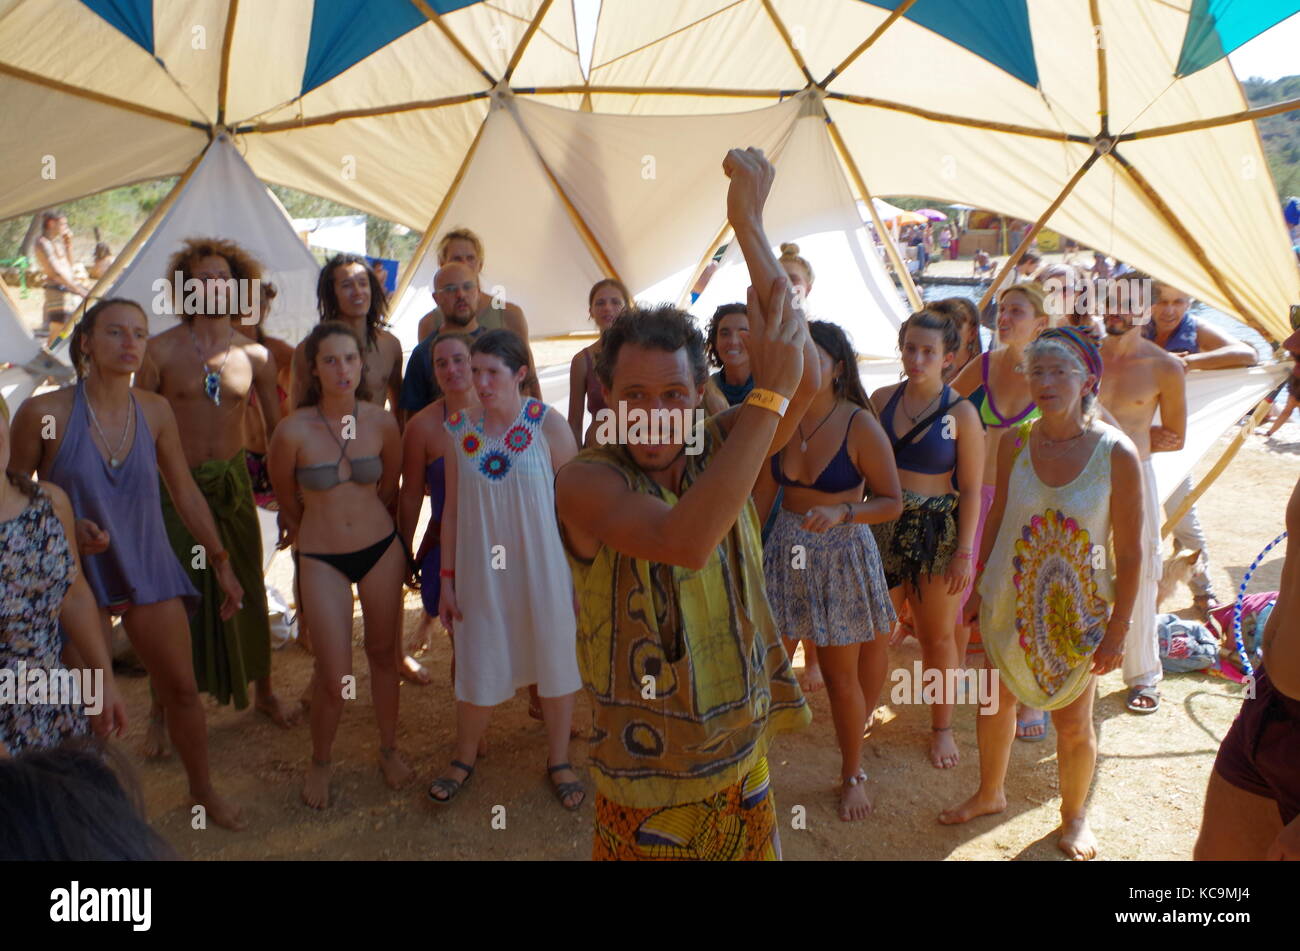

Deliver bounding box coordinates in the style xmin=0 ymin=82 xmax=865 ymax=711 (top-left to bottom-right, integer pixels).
xmin=160 ymin=449 xmax=270 ymax=709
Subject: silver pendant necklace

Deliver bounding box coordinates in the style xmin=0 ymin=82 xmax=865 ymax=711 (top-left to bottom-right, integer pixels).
xmin=189 ymin=322 xmax=235 ymax=406
xmin=85 ymin=388 xmax=133 ymax=468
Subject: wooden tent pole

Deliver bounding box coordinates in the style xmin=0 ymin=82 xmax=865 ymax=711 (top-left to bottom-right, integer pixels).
xmin=818 ymin=0 xmax=919 ymax=87
xmin=675 ymin=221 xmax=733 ymax=309
xmin=1088 ymin=0 xmax=1110 ymax=136
xmin=824 ymin=117 xmax=923 ymax=311
xmin=52 ymin=146 xmax=208 ymax=343
xmin=1120 ymin=97 xmax=1300 ymax=142
xmin=1108 ymin=147 xmax=1271 ymax=342
xmin=503 ymin=0 xmax=553 ymax=81
xmin=978 ymin=148 xmax=1103 ymax=311
xmin=409 ymin=0 xmax=497 ymax=84
xmin=825 ymin=91 xmax=1088 ymax=143
xmin=0 ymin=62 xmax=199 ymax=128
xmin=501 ymin=99 xmax=623 ymax=283
xmin=252 ymin=92 xmax=488 ymax=133
xmin=759 ymin=0 xmax=815 ymax=85
xmin=519 ymin=84 xmax=787 ymax=98
xmin=216 ymin=0 xmax=240 ymax=126
xmin=1160 ymin=397 xmax=1273 ymax=538
xmin=391 ymin=117 xmax=489 ymax=306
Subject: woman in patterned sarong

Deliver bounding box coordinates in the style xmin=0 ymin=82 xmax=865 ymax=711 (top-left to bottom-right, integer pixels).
xmin=940 ymin=328 xmax=1143 ymax=860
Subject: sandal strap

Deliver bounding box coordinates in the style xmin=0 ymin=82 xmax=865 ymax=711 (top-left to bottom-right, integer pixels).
xmin=546 ymin=762 xmax=573 ymax=775
xmin=450 ymin=759 xmax=475 ymax=776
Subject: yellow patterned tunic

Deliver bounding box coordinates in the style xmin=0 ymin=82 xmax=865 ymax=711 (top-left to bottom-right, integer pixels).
xmin=561 ymin=418 xmax=810 ymax=811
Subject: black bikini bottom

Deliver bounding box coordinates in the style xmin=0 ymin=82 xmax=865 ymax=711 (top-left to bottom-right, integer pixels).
xmin=299 ymin=531 xmax=400 ymax=585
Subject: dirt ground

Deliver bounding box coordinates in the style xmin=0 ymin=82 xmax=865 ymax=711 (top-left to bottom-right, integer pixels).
xmin=103 ymin=383 xmax=1295 ymax=862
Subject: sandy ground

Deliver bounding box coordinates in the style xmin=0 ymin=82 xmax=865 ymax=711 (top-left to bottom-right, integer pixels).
xmin=102 ymin=382 xmax=1295 ymax=861
xmin=12 ymin=289 xmax=1295 ymax=860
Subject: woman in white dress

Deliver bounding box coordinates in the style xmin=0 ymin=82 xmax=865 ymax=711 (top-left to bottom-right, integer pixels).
xmin=431 ymin=329 xmax=585 ymax=810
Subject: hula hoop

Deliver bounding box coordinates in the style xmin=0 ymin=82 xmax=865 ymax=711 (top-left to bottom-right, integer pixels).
xmin=1231 ymin=531 xmax=1286 ymax=677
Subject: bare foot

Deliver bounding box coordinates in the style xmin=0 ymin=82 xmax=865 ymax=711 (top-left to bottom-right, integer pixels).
xmin=142 ymin=712 xmax=170 ymax=759
xmin=1057 ymin=816 xmax=1098 ymax=860
xmin=802 ymin=663 xmax=825 ymax=694
xmin=194 ymin=789 xmax=246 ymax=830
xmin=939 ymin=789 xmax=1007 ymax=825
xmin=930 ymin=726 xmax=959 ymax=769
xmin=301 ymin=760 xmax=331 ymax=809
xmin=400 ymin=654 xmax=431 ymax=686
xmin=256 ymin=692 xmax=302 ymax=729
xmin=379 ymin=748 xmax=415 ymax=789
xmin=839 ymin=773 xmax=872 ymax=821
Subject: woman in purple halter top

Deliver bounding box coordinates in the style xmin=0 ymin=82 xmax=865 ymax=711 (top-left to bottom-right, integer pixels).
xmin=400 ymin=332 xmax=480 ymax=665
xmin=9 ymin=298 xmax=245 ymax=829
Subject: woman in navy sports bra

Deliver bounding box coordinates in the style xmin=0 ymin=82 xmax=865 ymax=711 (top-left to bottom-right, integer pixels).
xmin=268 ymin=321 xmax=413 ymax=809
xmin=871 ymin=310 xmax=984 ymax=770
xmin=952 ymin=282 xmax=1051 ymax=740
xmin=755 ymin=321 xmax=902 ymax=822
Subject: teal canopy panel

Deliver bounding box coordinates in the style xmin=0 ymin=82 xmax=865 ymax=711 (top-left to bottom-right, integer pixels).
xmin=301 ymin=0 xmax=485 ymax=95
xmin=79 ymin=0 xmax=154 ymax=54
xmin=860 ymin=0 xmax=1038 ymax=87
xmin=1176 ymin=0 xmax=1300 ymax=76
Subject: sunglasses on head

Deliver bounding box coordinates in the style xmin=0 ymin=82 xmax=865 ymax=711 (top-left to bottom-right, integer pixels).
xmin=1290 ymin=304 xmax=1300 ymax=333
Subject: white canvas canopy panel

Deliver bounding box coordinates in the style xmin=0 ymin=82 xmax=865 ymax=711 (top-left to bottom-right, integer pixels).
xmin=689 ymin=103 xmax=910 ymax=357
xmin=5 ymin=1 xmax=1296 ymax=349
xmin=99 ymin=135 xmax=323 ymax=345
xmin=1151 ymin=363 xmax=1289 ymax=504
xmin=0 ymin=280 xmax=71 ymax=414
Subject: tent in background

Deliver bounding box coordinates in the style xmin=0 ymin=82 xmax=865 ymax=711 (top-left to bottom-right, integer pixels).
xmin=97 ymin=135 xmax=323 ymax=346
xmin=0 ymin=277 xmax=71 ymax=415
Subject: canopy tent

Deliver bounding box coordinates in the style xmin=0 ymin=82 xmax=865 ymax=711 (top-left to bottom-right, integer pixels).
xmin=2 ymin=0 xmax=1298 ymax=356
xmin=686 ymin=107 xmax=910 ymax=358
xmin=98 ymin=134 xmax=324 ymax=345
xmin=0 ymin=279 xmax=70 ymax=414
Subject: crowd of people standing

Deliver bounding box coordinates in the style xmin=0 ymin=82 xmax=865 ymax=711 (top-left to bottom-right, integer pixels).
xmin=1 ymin=148 xmax=1295 ymax=863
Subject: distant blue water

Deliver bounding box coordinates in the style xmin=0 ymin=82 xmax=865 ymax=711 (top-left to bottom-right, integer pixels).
xmin=919 ymin=283 xmax=1275 ymax=361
